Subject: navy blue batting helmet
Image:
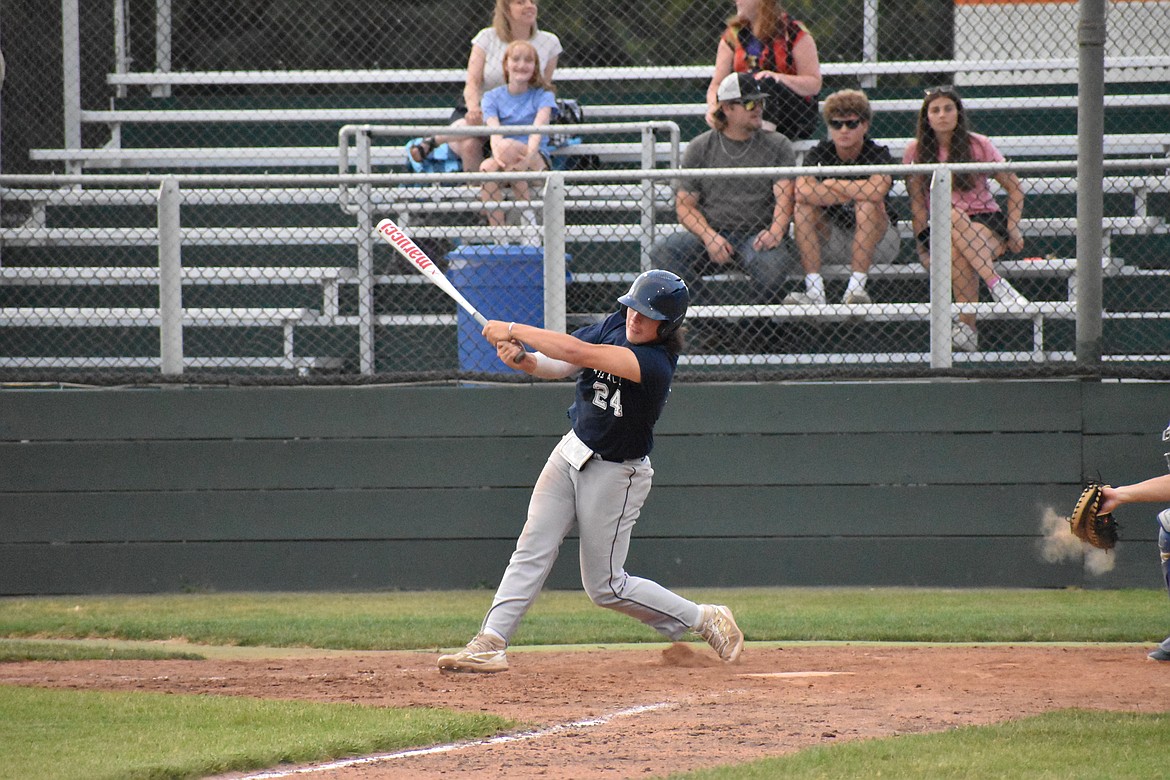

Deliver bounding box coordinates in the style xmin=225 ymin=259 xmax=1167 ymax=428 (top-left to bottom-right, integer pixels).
xmin=618 ymin=270 xmax=690 ymax=339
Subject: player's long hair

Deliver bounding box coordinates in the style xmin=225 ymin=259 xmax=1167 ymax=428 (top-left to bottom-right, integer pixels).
xmin=914 ymin=87 xmax=977 ymax=191
xmin=493 ymin=0 xmax=539 ymax=43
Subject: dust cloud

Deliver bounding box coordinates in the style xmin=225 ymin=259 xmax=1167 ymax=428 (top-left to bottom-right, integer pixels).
xmin=1038 ymin=506 xmax=1116 ymax=575
xmin=661 ymin=642 xmax=720 ymax=668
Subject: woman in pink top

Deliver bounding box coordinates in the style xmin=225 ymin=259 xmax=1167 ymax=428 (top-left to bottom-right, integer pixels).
xmin=903 ymin=86 xmax=1025 ymax=352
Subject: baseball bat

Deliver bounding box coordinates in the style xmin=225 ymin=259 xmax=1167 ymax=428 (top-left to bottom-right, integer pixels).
xmin=374 ymin=218 xmax=524 ymax=363
xmin=375 ymin=218 xmax=487 ymax=327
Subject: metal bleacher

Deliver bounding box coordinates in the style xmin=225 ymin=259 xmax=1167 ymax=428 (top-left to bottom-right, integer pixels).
xmin=3 ymin=54 xmax=1170 ymax=376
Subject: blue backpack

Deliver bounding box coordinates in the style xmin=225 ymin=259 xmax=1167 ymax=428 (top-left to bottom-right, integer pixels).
xmin=404 ymin=138 xmax=463 ymax=174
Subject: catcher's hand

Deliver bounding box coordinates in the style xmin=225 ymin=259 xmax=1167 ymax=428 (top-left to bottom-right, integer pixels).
xmin=1068 ymin=483 xmax=1119 ymax=550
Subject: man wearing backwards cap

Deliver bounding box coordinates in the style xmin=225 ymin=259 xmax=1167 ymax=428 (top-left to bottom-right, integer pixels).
xmin=650 ymin=72 xmax=796 ymax=316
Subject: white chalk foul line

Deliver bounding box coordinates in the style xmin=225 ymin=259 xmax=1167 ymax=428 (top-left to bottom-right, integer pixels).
xmin=738 ymin=671 xmax=855 ymax=679
xmin=236 ymin=701 xmax=675 ymax=779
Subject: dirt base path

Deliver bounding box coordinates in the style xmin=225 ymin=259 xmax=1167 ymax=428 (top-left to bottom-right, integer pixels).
xmin=3 ymin=643 xmax=1168 ymax=778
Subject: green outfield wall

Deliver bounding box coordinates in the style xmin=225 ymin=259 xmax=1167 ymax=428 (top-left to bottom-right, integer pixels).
xmin=0 ymin=380 xmax=1166 ymax=595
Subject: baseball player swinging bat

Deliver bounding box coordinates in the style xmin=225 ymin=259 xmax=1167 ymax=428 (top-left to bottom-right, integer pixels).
xmin=374 ymin=217 xmax=523 ymax=361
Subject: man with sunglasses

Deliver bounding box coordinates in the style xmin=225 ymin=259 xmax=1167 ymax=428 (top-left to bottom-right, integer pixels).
xmin=785 ymin=89 xmax=900 ymax=306
xmin=651 ymin=73 xmax=796 ymax=332
xmin=1097 ymin=420 xmax=1170 ymax=662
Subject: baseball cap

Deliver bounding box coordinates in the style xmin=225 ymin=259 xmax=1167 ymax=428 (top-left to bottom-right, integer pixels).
xmin=716 ymin=72 xmax=766 ymax=103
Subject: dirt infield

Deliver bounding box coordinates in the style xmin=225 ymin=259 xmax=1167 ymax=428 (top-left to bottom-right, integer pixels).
xmin=3 ymin=642 xmax=1168 ymax=778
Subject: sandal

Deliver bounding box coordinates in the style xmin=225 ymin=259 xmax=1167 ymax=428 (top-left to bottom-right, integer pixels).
xmin=409 ymin=137 xmax=436 ymax=164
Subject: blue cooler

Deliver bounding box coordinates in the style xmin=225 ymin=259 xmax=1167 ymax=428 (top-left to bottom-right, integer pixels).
xmin=447 ymin=245 xmax=561 ymax=373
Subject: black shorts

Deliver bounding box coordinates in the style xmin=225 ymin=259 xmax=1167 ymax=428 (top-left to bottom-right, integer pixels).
xmin=969 ymin=210 xmax=1009 ymax=241
xmin=449 ymin=96 xmax=472 ymax=122
xmin=450 ymin=97 xmax=492 ymax=158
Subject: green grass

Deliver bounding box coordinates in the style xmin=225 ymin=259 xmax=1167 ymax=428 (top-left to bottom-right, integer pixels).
xmin=664 ymin=710 xmax=1170 ymax=780
xmin=0 ymin=640 xmax=204 ymax=663
xmin=0 ymin=685 xmax=512 ymax=780
xmin=0 ymin=588 xmax=1166 ymax=650
xmin=725 ymin=587 xmax=1170 ymax=643
xmin=1 ymin=588 xmax=1167 ymax=779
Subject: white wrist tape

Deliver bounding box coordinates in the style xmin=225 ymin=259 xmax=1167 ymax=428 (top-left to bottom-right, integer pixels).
xmin=530 ymin=351 xmax=578 ymax=379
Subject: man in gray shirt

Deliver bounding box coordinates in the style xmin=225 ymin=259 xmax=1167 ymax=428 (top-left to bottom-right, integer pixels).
xmin=650 ymin=73 xmax=796 ymax=306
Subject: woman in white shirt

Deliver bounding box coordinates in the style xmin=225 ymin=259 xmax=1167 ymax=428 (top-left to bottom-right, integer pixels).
xmin=411 ymin=0 xmax=562 ymax=173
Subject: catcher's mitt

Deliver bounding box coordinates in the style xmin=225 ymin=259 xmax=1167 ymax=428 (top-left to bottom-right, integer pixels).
xmin=1068 ymin=483 xmax=1119 ymax=550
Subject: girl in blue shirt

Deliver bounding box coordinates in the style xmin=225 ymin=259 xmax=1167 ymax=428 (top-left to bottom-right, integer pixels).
xmin=479 ymin=40 xmax=558 ymax=226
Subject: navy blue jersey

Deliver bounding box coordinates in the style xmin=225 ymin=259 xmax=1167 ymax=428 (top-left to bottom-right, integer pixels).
xmin=567 ymin=311 xmax=678 ymax=461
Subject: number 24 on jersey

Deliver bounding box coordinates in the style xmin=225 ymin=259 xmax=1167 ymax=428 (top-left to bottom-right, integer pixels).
xmin=591 ymin=381 xmax=623 ymax=417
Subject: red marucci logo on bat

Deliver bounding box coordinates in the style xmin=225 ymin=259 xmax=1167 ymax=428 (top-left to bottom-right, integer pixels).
xmin=379 ymin=223 xmax=432 ymax=269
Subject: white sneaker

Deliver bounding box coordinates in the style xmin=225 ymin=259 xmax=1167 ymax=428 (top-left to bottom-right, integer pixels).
xmin=694 ymin=604 xmax=744 ymax=663
xmin=952 ymin=321 xmax=979 ymax=352
xmin=520 ymin=209 xmax=541 ymax=246
xmin=782 ymin=291 xmax=826 ymax=306
xmin=990 ymin=278 xmax=1028 ymax=305
xmin=842 ymin=289 xmax=872 ymax=305
xmin=437 ymin=632 xmax=509 ymax=673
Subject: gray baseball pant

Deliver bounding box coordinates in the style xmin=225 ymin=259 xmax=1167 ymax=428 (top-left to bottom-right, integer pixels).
xmin=481 ymin=432 xmax=703 ymax=643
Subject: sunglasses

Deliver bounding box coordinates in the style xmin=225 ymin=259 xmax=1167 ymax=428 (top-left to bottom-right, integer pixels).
xmin=924 ymin=85 xmax=957 ymax=98
xmin=731 ymin=98 xmax=765 ymax=112
xmin=828 ymin=118 xmax=863 ymax=130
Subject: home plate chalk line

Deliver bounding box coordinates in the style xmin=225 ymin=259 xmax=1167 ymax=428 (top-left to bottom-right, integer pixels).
xmin=739 ymin=671 xmax=856 ymax=678
xmin=234 ymin=701 xmax=675 ymax=779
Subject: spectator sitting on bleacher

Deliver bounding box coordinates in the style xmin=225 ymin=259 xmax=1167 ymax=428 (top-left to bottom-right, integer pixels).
xmin=786 ymin=89 xmax=900 ymax=306
xmin=904 ymin=86 xmax=1027 ymax=353
xmin=410 ymin=0 xmax=561 ymax=174
xmin=478 ymin=41 xmax=557 ymax=227
xmin=651 ymin=73 xmax=796 ymax=307
xmin=706 ymin=0 xmax=822 ymax=141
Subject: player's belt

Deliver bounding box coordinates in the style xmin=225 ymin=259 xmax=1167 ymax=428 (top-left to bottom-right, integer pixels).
xmin=592 ymin=453 xmax=648 ymax=465
xmin=561 ymin=429 xmax=646 ymax=468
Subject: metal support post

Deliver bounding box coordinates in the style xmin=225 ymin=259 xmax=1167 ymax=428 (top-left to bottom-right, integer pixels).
xmin=356 ymin=130 xmax=375 ymax=374
xmin=62 ymin=0 xmax=82 ymax=156
xmin=113 ymin=0 xmax=129 ymax=98
xmin=862 ymin=0 xmax=880 ymax=89
xmin=640 ymin=127 xmax=656 ymax=271
xmin=158 ymin=177 xmax=183 ymax=374
xmin=154 ymin=0 xmax=173 ymax=97
xmin=542 ymin=173 xmax=567 ymax=333
xmin=929 ymin=167 xmax=953 ymax=368
xmin=1075 ymin=0 xmax=1106 ymax=370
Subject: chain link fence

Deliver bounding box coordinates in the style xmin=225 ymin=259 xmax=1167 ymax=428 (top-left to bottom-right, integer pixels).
xmin=1 ymin=0 xmax=1168 ymax=383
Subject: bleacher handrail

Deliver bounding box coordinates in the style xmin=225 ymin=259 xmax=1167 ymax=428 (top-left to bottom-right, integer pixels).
xmin=337 ymin=120 xmax=682 ymax=170
xmin=74 ymin=93 xmax=1170 ymax=136
xmin=5 ymin=157 xmax=1170 ymax=189
xmin=103 ymin=55 xmax=1170 ymax=88
xmin=31 ymin=133 xmax=1170 ymax=178
xmin=337 ymin=120 xmax=682 ymax=217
